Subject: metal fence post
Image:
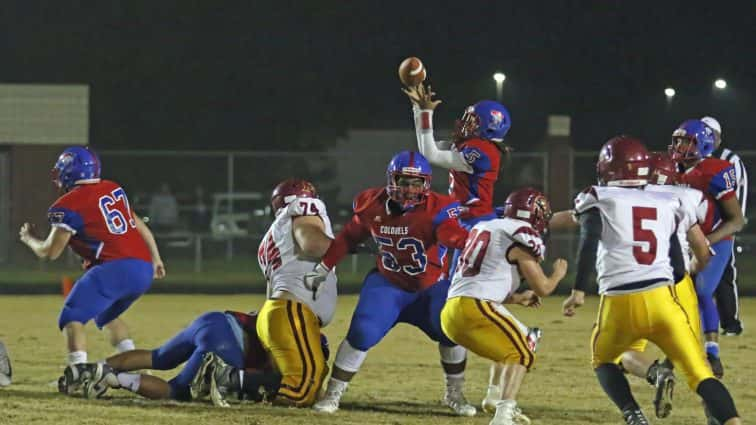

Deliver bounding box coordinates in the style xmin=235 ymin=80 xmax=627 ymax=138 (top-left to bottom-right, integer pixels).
xmin=226 ymin=153 xmax=235 ymax=261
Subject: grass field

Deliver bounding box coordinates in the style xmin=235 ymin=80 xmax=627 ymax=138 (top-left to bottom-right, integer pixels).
xmin=0 ymin=294 xmax=753 ymax=425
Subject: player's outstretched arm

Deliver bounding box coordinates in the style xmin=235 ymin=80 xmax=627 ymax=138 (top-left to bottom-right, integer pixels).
xmin=404 ymin=85 xmax=473 ymax=173
xmin=135 ymin=216 xmax=166 ymax=279
xmin=706 ymin=196 xmax=745 ymax=245
xmin=509 ymin=246 xmax=568 ymax=297
xmin=18 ymin=223 xmax=71 ymax=260
xmin=548 ymin=210 xmax=579 ymax=232
xmin=687 ymin=223 xmax=712 ymax=274
xmin=292 ymin=215 xmax=332 ymax=260
xmin=320 ymin=214 xmax=370 ymax=270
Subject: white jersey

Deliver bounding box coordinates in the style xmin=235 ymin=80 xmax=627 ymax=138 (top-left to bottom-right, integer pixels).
xmin=448 ymin=217 xmax=545 ymax=303
xmin=645 ymin=184 xmax=707 ymax=272
xmin=574 ymin=186 xmax=687 ymax=295
xmin=257 ymin=197 xmax=337 ymax=326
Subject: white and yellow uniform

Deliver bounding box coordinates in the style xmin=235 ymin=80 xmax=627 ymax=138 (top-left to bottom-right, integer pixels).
xmin=441 ymin=217 xmax=545 ymax=370
xmin=576 ymin=186 xmax=714 ymax=390
xmin=256 ymin=197 xmax=336 ymax=406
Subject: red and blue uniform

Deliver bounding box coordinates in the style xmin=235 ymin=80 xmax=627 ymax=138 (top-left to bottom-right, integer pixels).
xmin=449 ymin=138 xmax=501 ymax=217
xmin=49 ymin=180 xmax=153 ymax=330
xmin=680 ymin=158 xmax=738 ymax=334
xmin=322 ymin=187 xmax=468 ymax=350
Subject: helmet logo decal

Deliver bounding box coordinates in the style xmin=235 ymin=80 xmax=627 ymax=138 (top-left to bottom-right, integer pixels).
xmin=400 ymin=166 xmax=421 ymax=174
xmin=637 ymin=167 xmax=649 ymax=176
xmin=489 ymin=109 xmax=503 ymax=128
xmin=516 ymin=209 xmax=531 ymax=219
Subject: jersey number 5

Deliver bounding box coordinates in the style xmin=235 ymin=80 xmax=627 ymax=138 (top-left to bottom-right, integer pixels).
xmin=99 ymin=188 xmax=137 ymax=235
xmin=632 ymin=206 xmax=657 ymax=265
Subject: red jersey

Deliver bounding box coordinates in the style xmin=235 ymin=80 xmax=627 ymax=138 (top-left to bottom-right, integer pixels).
xmin=322 ymin=188 xmax=468 ymax=292
xmin=448 ymin=138 xmax=501 ymax=216
xmin=48 ymin=180 xmax=151 ymax=264
xmin=680 ymin=158 xmax=737 ymax=235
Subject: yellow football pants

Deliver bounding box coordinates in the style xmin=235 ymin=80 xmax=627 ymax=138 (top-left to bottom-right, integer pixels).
xmin=592 ymin=283 xmax=713 ymax=390
xmin=620 ymin=274 xmax=702 ymax=356
xmin=256 ymin=299 xmax=327 ymax=407
xmin=441 ymin=296 xmax=535 ymax=369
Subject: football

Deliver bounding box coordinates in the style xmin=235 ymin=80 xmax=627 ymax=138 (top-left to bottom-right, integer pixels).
xmin=398 ymin=57 xmax=427 ymax=87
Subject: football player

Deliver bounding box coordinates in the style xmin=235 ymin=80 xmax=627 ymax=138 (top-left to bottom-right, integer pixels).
xmin=441 ymin=188 xmax=568 ymax=425
xmin=62 ymin=310 xmax=282 ymax=403
xmin=245 ymin=178 xmax=336 ymax=407
xmin=404 ymin=80 xmax=518 ymax=411
xmin=670 ymin=119 xmax=745 ymax=377
xmin=311 ymin=151 xmax=476 ymax=416
xmin=557 ymin=152 xmax=712 ymax=419
xmin=19 ymin=147 xmax=164 ymax=391
xmin=562 ymin=136 xmax=741 ymax=425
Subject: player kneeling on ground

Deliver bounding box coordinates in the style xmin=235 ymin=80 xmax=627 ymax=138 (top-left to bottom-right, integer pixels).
xmin=63 ymin=310 xmax=282 ymax=403
xmin=441 ymin=188 xmax=567 ymax=425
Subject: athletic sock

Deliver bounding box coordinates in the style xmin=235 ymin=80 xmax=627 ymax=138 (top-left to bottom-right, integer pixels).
xmin=595 ymin=363 xmax=639 ymax=413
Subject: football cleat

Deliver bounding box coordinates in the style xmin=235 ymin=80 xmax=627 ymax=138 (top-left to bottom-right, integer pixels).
xmin=84 ymin=363 xmax=120 ymax=399
xmin=721 ymin=322 xmax=743 ymax=336
xmin=189 ymin=352 xmax=215 ymax=400
xmin=313 ymin=387 xmax=345 ymax=414
xmin=443 ymin=384 xmax=477 ymax=417
xmin=526 ymin=328 xmax=543 ymax=353
xmin=481 ymin=384 xmax=501 ymax=414
xmin=490 ymin=400 xmax=530 ymax=425
xmin=58 ymin=363 xmax=97 ymax=396
xmin=0 ymin=341 xmax=11 ymax=387
xmin=653 ymin=365 xmax=675 ymax=418
xmin=622 ymin=408 xmax=650 ymax=425
xmin=707 ymin=353 xmax=724 ymax=379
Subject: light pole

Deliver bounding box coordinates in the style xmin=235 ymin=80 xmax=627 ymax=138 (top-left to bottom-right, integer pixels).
xmin=493 ymin=72 xmax=506 ymax=102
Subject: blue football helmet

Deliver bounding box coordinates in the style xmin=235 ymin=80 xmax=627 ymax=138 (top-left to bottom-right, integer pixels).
xmin=386 ymin=151 xmax=432 ymax=208
xmin=669 ymin=119 xmax=716 ymax=162
xmin=454 ymin=100 xmax=511 ymax=143
xmin=52 ymin=146 xmax=101 ymax=191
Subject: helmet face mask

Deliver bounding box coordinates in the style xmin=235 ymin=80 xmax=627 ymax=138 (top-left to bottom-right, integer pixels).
xmin=668 ymin=119 xmax=716 ymax=164
xmin=501 ymin=188 xmax=552 ymax=236
xmin=385 ymin=151 xmax=432 ymax=210
xmin=452 ymin=101 xmax=511 ymax=144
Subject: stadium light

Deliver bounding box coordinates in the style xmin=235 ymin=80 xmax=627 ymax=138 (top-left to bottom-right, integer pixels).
xmin=714 ymin=79 xmax=727 ymax=89
xmin=493 ymin=72 xmax=506 ymax=101
xmin=664 ymin=87 xmax=676 ymax=98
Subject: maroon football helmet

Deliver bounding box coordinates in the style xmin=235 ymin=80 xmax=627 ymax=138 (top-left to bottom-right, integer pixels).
xmin=500 ymin=187 xmax=552 ymax=235
xmin=271 ymin=178 xmax=318 ymax=213
xmin=649 ymin=152 xmax=679 ymax=185
xmin=596 ymin=136 xmax=650 ymax=187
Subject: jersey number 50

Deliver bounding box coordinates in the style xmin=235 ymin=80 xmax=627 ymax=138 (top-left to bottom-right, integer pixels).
xmin=99 ymin=188 xmax=137 ymax=235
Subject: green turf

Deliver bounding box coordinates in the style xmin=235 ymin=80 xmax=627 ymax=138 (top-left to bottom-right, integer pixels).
xmin=0 ymin=295 xmax=753 ymax=424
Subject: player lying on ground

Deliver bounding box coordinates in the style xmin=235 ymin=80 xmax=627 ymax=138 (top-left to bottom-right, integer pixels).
xmin=555 ymin=151 xmax=712 ymax=420
xmin=60 ymin=310 xmax=282 ymax=403
xmin=18 ymin=147 xmax=164 ymax=392
xmin=441 ymin=188 xmax=568 ymax=425
xmin=670 ymin=119 xmax=745 ymax=377
xmin=310 ymin=151 xmax=477 ymax=416
xmin=559 ymin=136 xmax=741 ymax=425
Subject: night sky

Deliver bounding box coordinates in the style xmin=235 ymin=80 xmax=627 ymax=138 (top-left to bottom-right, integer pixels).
xmin=1 ymin=1 xmax=754 ymax=152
